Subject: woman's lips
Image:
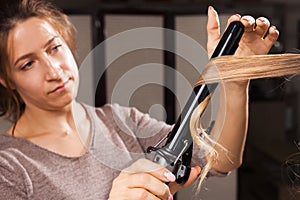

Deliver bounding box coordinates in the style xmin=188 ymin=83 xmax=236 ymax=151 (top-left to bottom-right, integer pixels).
xmin=48 ymin=79 xmax=70 ymax=94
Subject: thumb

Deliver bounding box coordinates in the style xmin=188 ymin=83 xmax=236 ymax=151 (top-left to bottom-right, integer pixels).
xmin=207 ymin=6 xmax=220 ymax=57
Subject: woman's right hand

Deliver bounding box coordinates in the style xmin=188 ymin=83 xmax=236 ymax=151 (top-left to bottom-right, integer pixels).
xmin=108 ymin=158 xmax=175 ymax=200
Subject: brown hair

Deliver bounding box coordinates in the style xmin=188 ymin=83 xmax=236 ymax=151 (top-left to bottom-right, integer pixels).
xmin=191 ymin=53 xmax=300 ymax=189
xmin=198 ymin=54 xmax=300 ymax=85
xmin=0 ymin=0 xmax=77 ymax=121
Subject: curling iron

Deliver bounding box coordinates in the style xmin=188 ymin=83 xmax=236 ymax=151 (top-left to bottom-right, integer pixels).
xmin=147 ymin=21 xmax=245 ymax=184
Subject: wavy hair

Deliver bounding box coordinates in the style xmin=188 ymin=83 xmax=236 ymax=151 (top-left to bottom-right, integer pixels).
xmin=192 ymin=53 xmax=300 ymax=189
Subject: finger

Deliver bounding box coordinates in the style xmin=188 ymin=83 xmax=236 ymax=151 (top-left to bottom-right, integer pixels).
xmin=169 ymin=166 xmax=201 ymax=194
xmin=110 ymin=186 xmax=161 ymax=200
xmin=122 ymin=158 xmax=176 ymax=183
xmin=240 ymin=15 xmax=255 ymax=32
xmin=226 ymin=14 xmax=242 ymax=27
xmin=126 ymin=173 xmax=172 ymax=200
xmin=127 ymin=188 xmax=160 ymax=200
xmin=255 ymin=17 xmax=270 ymax=37
xmin=264 ymin=25 xmax=280 ymax=48
xmin=207 ymin=6 xmax=220 ymax=56
xmin=207 ymin=6 xmax=220 ymax=40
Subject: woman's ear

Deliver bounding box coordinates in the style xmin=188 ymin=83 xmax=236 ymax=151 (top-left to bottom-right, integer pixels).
xmin=0 ymin=76 xmax=16 ymax=89
xmin=0 ymin=77 xmax=7 ymax=88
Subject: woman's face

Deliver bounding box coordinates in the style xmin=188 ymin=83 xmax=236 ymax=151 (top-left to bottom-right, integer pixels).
xmin=6 ymin=17 xmax=79 ymax=111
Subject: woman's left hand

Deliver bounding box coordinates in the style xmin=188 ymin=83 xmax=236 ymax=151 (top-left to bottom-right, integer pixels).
xmin=206 ymin=6 xmax=279 ymax=89
xmin=206 ymin=6 xmax=279 ymax=57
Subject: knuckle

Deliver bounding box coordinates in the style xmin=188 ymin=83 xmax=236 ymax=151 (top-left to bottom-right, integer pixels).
xmin=138 ymin=173 xmax=151 ymax=185
xmin=136 ymin=189 xmax=149 ymax=199
xmin=135 ymin=158 xmax=148 ymax=168
xmin=158 ymin=183 xmax=170 ymax=197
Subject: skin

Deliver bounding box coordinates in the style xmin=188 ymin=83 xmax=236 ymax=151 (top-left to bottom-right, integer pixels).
xmin=0 ymin=6 xmax=279 ymax=200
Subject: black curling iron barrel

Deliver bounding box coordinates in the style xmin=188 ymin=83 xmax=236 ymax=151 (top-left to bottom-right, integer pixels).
xmin=147 ymin=21 xmax=245 ymax=184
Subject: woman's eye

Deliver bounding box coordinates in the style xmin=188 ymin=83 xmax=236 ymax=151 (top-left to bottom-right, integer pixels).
xmin=21 ymin=61 xmax=34 ymax=70
xmin=51 ymin=45 xmax=62 ymax=53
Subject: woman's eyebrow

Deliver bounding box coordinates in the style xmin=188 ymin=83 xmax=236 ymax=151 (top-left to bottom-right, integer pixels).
xmin=43 ymin=36 xmax=59 ymax=49
xmin=14 ymin=53 xmax=34 ymax=67
xmin=14 ymin=36 xmax=59 ymax=66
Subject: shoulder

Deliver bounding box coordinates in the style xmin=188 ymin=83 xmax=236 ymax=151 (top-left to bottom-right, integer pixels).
xmin=0 ymin=135 xmax=32 ymax=196
xmin=0 ymin=134 xmax=29 ymax=172
xmin=0 ymin=133 xmax=16 ymax=150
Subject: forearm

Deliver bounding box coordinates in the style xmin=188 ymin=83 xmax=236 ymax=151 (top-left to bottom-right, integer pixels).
xmin=210 ymin=81 xmax=249 ymax=173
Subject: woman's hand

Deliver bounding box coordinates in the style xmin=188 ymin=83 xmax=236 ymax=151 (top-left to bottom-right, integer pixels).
xmin=109 ymin=159 xmax=174 ymax=200
xmin=109 ymin=159 xmax=201 ymax=199
xmin=206 ymin=6 xmax=279 ymax=57
xmin=206 ymin=6 xmax=279 ymax=89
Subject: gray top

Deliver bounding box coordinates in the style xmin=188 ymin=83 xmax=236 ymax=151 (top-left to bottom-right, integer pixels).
xmin=0 ymin=104 xmax=223 ymax=200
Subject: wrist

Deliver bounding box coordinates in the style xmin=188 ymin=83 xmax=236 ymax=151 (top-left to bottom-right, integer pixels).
xmin=221 ymin=80 xmax=250 ymax=94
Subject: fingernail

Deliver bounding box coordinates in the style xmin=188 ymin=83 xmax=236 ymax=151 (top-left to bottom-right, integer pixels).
xmin=164 ymin=172 xmax=176 ymax=182
xmin=208 ymin=6 xmax=217 ymax=14
xmin=242 ymin=15 xmax=255 ymax=24
xmin=235 ymin=14 xmax=241 ymax=18
xmin=258 ymin=17 xmax=269 ymax=25
xmin=271 ymin=25 xmax=279 ymax=34
xmin=168 ymin=195 xmax=174 ymax=200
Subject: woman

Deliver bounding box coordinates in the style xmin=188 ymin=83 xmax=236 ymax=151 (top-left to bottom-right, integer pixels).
xmin=0 ymin=0 xmax=279 ymax=199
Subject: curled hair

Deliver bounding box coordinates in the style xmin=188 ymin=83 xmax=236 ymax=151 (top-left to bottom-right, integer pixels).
xmin=0 ymin=0 xmax=77 ymax=121
xmin=192 ymin=53 xmax=300 ymax=190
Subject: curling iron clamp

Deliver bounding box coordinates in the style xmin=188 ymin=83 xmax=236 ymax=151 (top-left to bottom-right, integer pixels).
xmin=147 ymin=21 xmax=245 ymax=184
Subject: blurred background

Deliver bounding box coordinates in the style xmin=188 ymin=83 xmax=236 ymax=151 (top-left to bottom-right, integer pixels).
xmin=1 ymin=0 xmax=300 ymax=199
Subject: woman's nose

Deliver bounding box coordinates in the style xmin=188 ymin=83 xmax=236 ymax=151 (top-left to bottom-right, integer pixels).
xmin=44 ymin=58 xmax=63 ymax=81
